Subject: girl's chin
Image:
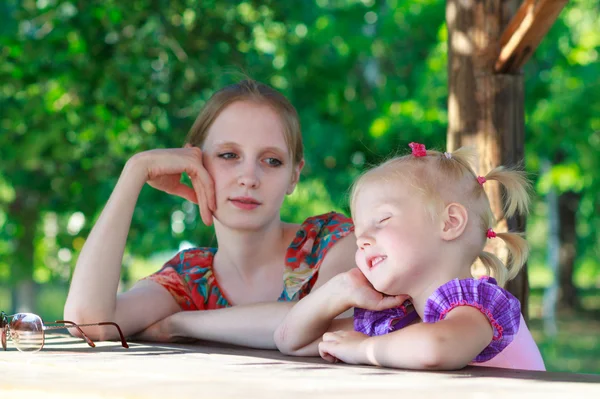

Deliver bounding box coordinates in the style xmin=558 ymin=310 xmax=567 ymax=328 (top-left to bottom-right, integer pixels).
xmin=370 ymin=280 xmax=403 ymax=297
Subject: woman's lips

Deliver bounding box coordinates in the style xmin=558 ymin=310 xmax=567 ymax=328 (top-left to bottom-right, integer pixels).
xmin=229 ymin=197 xmax=261 ymax=210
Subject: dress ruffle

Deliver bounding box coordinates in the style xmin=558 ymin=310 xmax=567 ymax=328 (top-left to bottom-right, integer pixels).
xmin=354 ymin=301 xmax=418 ymax=336
xmin=423 ymin=277 xmax=521 ymax=362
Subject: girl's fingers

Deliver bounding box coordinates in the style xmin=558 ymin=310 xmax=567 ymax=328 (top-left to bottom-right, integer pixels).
xmin=378 ymin=295 xmax=407 ymax=310
xmin=319 ymin=342 xmax=340 ymax=363
xmin=322 ymin=332 xmax=335 ymax=342
xmin=320 ymin=349 xmax=338 ymax=363
xmin=322 ymin=331 xmax=343 ymax=342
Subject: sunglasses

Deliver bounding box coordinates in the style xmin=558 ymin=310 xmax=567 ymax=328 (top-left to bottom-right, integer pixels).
xmin=1 ymin=311 xmax=129 ymax=352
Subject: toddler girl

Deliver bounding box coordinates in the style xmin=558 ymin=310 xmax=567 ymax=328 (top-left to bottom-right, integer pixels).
xmin=274 ymin=143 xmax=545 ymax=371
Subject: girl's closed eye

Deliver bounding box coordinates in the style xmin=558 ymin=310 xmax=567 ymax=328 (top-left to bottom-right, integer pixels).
xmin=377 ymin=215 xmax=391 ymax=225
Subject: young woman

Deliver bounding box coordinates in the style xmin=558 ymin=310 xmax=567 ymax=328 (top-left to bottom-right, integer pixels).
xmin=64 ymin=80 xmax=356 ymax=349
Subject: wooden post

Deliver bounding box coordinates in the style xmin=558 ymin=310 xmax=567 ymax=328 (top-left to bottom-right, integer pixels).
xmin=447 ymin=0 xmax=567 ymax=318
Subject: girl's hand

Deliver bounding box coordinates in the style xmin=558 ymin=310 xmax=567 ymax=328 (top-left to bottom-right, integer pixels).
xmin=339 ymin=268 xmax=408 ymax=311
xmin=318 ymin=330 xmax=369 ymax=364
xmin=129 ymin=146 xmax=216 ymax=225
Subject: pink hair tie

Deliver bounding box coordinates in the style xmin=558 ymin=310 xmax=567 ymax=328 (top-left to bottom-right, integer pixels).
xmin=486 ymin=228 xmax=497 ymax=239
xmin=477 ymin=176 xmax=487 ymax=186
xmin=409 ymin=142 xmax=427 ymax=157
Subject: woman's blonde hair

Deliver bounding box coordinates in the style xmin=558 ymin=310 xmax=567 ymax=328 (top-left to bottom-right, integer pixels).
xmin=185 ymin=79 xmax=303 ymax=166
xmin=350 ymin=146 xmax=532 ymax=286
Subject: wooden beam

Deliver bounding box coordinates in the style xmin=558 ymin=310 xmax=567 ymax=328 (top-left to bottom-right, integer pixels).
xmin=495 ymin=0 xmax=569 ymax=73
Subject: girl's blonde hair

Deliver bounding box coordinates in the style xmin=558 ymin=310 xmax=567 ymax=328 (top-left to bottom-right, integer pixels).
xmin=185 ymin=79 xmax=304 ymax=166
xmin=350 ymin=145 xmax=532 ymax=287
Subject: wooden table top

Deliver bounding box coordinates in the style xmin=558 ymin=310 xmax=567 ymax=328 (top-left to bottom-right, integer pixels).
xmin=1 ymin=334 xmax=599 ymax=398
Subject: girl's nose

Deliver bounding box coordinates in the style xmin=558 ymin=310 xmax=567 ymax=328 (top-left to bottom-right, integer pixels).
xmin=356 ymin=234 xmax=374 ymax=250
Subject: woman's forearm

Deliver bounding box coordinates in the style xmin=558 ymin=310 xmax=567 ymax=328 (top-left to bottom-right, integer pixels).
xmin=64 ymin=157 xmax=147 ymax=323
xmin=274 ymin=277 xmax=352 ymax=355
xmin=169 ymin=302 xmax=296 ymax=349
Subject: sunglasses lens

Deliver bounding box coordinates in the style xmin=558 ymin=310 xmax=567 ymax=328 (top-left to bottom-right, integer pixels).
xmin=10 ymin=313 xmax=44 ymax=352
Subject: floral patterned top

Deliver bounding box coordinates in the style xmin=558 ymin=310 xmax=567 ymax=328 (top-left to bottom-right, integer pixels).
xmin=144 ymin=212 xmax=354 ymax=311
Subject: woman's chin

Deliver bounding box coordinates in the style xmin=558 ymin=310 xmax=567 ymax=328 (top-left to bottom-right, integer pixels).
xmin=214 ymin=214 xmax=269 ymax=232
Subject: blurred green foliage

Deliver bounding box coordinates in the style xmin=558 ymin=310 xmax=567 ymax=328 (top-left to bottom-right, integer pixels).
xmin=0 ymin=0 xmax=599 ymax=373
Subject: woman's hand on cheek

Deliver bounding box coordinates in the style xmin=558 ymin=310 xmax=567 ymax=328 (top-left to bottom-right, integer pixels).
xmin=341 ymin=268 xmax=408 ymax=311
xmin=130 ymin=146 xmax=216 ymax=226
xmin=318 ymin=330 xmax=369 ymax=365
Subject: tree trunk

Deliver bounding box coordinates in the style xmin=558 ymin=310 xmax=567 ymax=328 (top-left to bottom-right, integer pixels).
xmin=8 ymin=189 xmax=40 ymax=314
xmin=558 ymin=191 xmax=580 ymax=309
xmin=446 ymin=0 xmax=529 ymax=318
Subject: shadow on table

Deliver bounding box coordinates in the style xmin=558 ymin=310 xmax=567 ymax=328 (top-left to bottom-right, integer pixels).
xmin=41 ymin=334 xmax=600 ymax=384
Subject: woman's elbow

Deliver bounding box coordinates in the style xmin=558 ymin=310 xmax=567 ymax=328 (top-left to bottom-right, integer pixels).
xmin=273 ymin=324 xmax=290 ymax=353
xmin=62 ymin=305 xmax=118 ymax=342
xmin=273 ymin=324 xmax=300 ymax=356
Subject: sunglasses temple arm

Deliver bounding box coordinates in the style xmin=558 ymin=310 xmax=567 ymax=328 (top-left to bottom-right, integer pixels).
xmin=54 ymin=321 xmax=96 ymax=347
xmin=51 ymin=321 xmax=129 ymax=349
xmin=98 ymin=322 xmax=129 ymax=348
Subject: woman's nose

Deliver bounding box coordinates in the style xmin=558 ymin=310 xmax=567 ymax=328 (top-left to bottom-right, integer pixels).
xmin=237 ymin=162 xmax=260 ymax=188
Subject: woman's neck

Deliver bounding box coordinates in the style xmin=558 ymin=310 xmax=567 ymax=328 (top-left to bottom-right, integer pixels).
xmin=212 ymin=217 xmax=291 ymax=282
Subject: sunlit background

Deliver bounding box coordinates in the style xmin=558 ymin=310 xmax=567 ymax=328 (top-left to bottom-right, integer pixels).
xmin=1 ymin=0 xmax=599 ymax=373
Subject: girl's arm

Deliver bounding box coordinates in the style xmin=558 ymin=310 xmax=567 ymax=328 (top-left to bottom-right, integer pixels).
xmin=275 ymin=269 xmax=407 ymax=356
xmin=321 ymin=306 xmax=493 ymax=370
xmin=274 ymin=274 xmax=355 ymax=356
xmin=63 ymin=148 xmax=215 ymax=340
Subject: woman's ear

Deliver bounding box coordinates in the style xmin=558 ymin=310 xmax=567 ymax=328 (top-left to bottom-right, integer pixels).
xmin=440 ymin=203 xmax=468 ymax=241
xmin=287 ymin=159 xmax=305 ymax=195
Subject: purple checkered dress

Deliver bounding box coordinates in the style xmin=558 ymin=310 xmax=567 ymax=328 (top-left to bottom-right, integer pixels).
xmin=354 ymin=277 xmax=521 ymax=363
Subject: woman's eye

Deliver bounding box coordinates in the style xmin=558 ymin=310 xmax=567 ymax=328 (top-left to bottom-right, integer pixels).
xmin=265 ymin=157 xmax=283 ymax=167
xmin=218 ymin=152 xmax=238 ymax=160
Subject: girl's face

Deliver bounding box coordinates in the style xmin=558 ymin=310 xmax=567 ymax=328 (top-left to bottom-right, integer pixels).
xmin=202 ymin=101 xmax=303 ymax=231
xmin=352 ymin=179 xmax=442 ymax=296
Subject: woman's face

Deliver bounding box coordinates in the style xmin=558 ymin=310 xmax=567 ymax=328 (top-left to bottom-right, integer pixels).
xmin=202 ymin=101 xmax=303 ymax=231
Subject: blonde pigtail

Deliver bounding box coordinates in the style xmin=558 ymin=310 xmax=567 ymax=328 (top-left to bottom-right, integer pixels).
xmin=478 ymin=251 xmax=507 ymax=286
xmin=479 ymin=231 xmax=529 ymax=286
xmin=496 ymin=231 xmax=530 ymax=281
xmin=484 ymin=167 xmax=532 ymax=218
xmin=445 ymin=147 xmax=478 ymax=174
